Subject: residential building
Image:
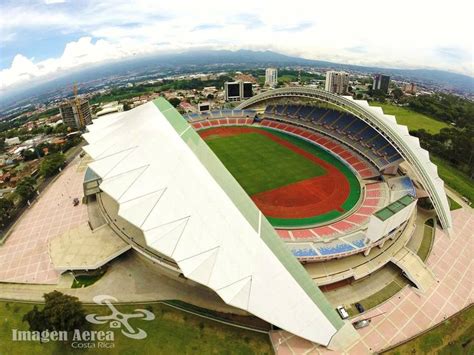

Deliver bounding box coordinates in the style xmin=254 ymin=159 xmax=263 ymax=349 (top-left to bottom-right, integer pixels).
xmin=403 ymin=83 xmax=417 ymax=95
xmin=325 ymin=71 xmax=349 ymax=94
xmin=265 ymin=68 xmax=278 ymax=87
xmin=59 ymin=100 xmax=92 ymax=129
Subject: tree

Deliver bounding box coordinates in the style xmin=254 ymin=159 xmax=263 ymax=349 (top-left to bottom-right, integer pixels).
xmin=0 ymin=198 xmax=14 ymax=227
xmin=53 ymin=123 xmax=69 ymax=135
xmin=391 ymin=88 xmax=404 ymax=101
xmin=23 ymin=291 xmax=88 ymax=336
xmin=169 ymin=98 xmax=181 ymax=107
xmin=40 ymin=153 xmax=65 ymax=177
xmin=15 ymin=177 xmax=37 ymax=202
xmin=22 ymin=306 xmax=48 ymax=333
xmin=21 ymin=148 xmax=40 ymax=161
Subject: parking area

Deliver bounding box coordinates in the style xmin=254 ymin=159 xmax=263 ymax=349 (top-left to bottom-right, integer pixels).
xmin=271 ymin=207 xmax=473 ymax=354
xmin=0 ymin=157 xmax=88 ymax=284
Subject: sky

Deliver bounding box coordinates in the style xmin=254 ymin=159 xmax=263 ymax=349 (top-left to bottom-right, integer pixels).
xmin=0 ymin=0 xmax=473 ymax=92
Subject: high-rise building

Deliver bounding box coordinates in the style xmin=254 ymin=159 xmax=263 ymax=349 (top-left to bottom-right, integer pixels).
xmin=242 ymin=82 xmax=253 ymax=99
xmin=265 ymin=68 xmax=278 ymax=87
xmin=372 ymin=74 xmax=390 ymax=94
xmin=224 ymin=81 xmax=253 ymax=102
xmin=324 ymin=71 xmax=349 ymax=94
xmin=59 ymin=100 xmax=92 ymax=130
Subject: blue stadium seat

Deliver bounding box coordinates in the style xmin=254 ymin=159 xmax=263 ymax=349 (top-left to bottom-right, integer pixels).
xmin=319 ymin=110 xmax=340 ymax=126
xmin=351 ymin=239 xmax=365 ymax=248
xmin=345 ymin=119 xmax=367 ymax=136
xmin=318 ymin=243 xmax=355 ymax=255
xmin=275 ymin=105 xmax=285 ymax=114
xmin=357 ymin=126 xmax=379 ymax=140
xmin=333 ymin=114 xmax=356 ymax=130
xmin=297 ymin=106 xmax=313 ymax=118
xmin=309 ymin=107 xmax=329 ymax=121
xmin=291 ymin=248 xmax=318 ymax=257
xmin=286 ymin=105 xmax=299 ymax=116
xmin=371 ymin=135 xmax=388 ymax=150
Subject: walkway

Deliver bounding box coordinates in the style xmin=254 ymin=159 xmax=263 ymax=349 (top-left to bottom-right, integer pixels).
xmin=0 ymin=157 xmax=88 ymax=284
xmin=390 ymin=247 xmax=435 ymax=293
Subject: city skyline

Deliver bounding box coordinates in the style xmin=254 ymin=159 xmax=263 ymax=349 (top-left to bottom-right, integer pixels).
xmin=0 ymin=0 xmax=473 ymax=92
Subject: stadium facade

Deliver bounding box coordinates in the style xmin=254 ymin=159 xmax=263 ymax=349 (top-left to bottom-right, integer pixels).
xmin=81 ymin=90 xmax=452 ymax=350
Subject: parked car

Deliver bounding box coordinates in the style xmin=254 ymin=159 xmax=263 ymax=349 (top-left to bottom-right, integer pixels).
xmin=336 ymin=306 xmax=349 ymax=319
xmin=352 ymin=319 xmax=371 ymax=329
xmin=355 ymin=302 xmax=365 ymax=313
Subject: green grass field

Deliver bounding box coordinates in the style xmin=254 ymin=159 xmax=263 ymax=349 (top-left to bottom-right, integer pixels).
xmin=205 ymin=132 xmax=326 ymax=195
xmin=369 ymin=102 xmax=449 ymax=134
xmin=431 ymin=156 xmax=474 ymax=203
xmin=0 ymin=301 xmax=272 ymax=354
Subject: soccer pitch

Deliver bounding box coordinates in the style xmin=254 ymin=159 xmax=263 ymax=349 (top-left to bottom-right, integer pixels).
xmin=205 ymin=132 xmax=326 ymax=195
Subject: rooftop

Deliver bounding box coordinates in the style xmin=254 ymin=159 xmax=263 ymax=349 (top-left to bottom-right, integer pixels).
xmin=375 ymin=194 xmax=415 ymax=221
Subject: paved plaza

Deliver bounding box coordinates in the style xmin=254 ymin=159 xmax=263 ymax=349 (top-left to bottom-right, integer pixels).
xmin=0 ymin=157 xmax=88 ymax=284
xmin=271 ymin=206 xmax=473 ymax=354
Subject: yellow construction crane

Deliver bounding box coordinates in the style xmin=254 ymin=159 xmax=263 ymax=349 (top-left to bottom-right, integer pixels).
xmin=73 ymin=83 xmax=85 ymax=129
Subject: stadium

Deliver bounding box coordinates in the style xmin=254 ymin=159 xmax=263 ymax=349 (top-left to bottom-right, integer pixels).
xmin=78 ymin=88 xmax=453 ymax=351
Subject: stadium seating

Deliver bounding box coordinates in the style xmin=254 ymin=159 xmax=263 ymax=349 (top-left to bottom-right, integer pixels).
xmin=184 ymin=109 xmax=256 ymax=122
xmin=264 ymin=104 xmax=403 ymax=169
xmin=351 ymin=239 xmax=365 ymax=248
xmin=291 ymin=247 xmax=318 ymax=257
xmin=318 ymin=242 xmax=355 ymax=256
xmin=388 ymin=176 xmax=416 ymax=202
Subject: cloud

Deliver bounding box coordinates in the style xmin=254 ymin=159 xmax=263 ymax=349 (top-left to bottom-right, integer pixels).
xmin=274 ymin=22 xmax=313 ymax=32
xmin=0 ymin=0 xmax=473 ymax=92
xmin=435 ymin=47 xmax=470 ymax=62
xmin=346 ymin=46 xmax=367 ymax=54
xmin=44 ymin=0 xmax=66 ymax=4
xmin=0 ymin=37 xmax=163 ymax=90
xmin=192 ymin=24 xmax=224 ymax=31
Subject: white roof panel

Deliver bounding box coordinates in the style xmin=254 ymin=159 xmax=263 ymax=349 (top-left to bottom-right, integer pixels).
xmin=83 ymin=98 xmax=349 ymax=347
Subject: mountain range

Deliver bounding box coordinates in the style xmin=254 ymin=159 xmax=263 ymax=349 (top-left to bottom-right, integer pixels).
xmin=1 ymin=49 xmax=473 ymax=111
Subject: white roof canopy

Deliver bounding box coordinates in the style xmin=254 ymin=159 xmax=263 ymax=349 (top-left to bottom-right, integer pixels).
xmin=83 ymin=98 xmax=354 ymax=348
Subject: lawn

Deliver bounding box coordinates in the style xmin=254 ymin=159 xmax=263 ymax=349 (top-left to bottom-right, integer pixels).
xmin=448 ymin=196 xmax=462 ymax=211
xmin=205 ymin=132 xmax=326 ymax=195
xmin=0 ymin=301 xmax=272 ymax=354
xmin=369 ymin=102 xmax=449 ymax=134
xmin=431 ymin=156 xmax=474 ymax=203
xmin=71 ymin=272 xmax=105 ymax=289
xmin=384 ymin=305 xmax=474 ymax=355
xmin=417 ymin=224 xmax=434 ymax=261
